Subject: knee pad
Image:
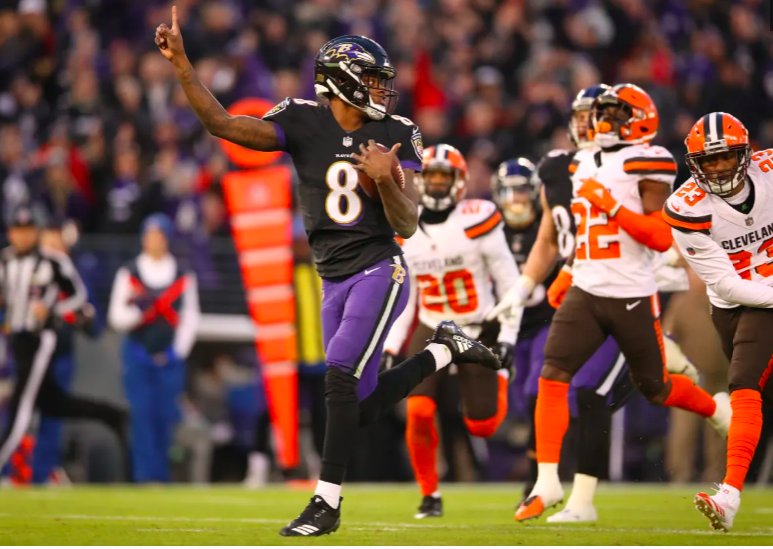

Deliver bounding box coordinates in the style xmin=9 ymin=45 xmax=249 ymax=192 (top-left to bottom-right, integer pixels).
xmin=407 ymin=396 xmax=436 ymax=424
xmin=325 ymin=366 xmax=359 ymax=403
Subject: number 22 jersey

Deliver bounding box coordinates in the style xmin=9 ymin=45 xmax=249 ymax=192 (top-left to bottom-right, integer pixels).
xmin=263 ymin=98 xmax=424 ymax=278
xmin=571 ymin=143 xmax=678 ymax=298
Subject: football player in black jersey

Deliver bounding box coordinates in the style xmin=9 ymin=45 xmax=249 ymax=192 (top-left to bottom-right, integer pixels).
xmin=489 ymin=86 xmax=634 ymax=523
xmin=156 ymin=9 xmax=500 ymax=536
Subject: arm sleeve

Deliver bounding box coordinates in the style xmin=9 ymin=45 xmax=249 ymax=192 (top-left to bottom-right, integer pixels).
xmin=51 ymin=254 xmax=88 ymax=315
xmin=173 ymin=273 xmax=201 ymax=359
xmin=479 ymin=223 xmax=522 ymax=342
xmin=672 ymin=229 xmax=773 ymax=308
xmin=397 ymin=123 xmax=424 ymax=173
xmin=108 ymin=267 xmax=143 ymax=332
xmin=383 ymin=271 xmax=417 ymax=355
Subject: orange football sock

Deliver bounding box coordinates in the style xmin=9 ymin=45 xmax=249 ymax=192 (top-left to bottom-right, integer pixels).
xmin=406 ymin=396 xmax=439 ymax=496
xmin=464 ymin=374 xmax=509 ymax=438
xmin=663 ymin=374 xmax=716 ymax=417
xmin=724 ymin=389 xmax=763 ymax=491
xmin=535 ymin=377 xmax=570 ymax=464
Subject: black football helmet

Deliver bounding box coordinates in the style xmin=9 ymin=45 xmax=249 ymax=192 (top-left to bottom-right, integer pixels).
xmin=314 ymin=35 xmax=398 ymax=121
xmin=491 ymin=158 xmax=539 ymax=228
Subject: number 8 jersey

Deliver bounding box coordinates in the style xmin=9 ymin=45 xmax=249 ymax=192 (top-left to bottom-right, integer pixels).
xmin=383 ymin=199 xmax=520 ymax=352
xmin=571 ymin=143 xmax=678 ymax=297
xmin=263 ymin=97 xmax=424 ymax=278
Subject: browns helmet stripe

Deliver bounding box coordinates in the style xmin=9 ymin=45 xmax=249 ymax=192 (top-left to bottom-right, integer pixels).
xmin=714 ymin=112 xmax=724 ymax=141
xmin=702 ymin=114 xmax=712 ymax=142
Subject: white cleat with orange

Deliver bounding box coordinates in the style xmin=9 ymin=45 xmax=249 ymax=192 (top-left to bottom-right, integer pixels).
xmin=515 ymin=483 xmax=564 ymax=522
xmin=694 ymin=483 xmax=740 ymax=532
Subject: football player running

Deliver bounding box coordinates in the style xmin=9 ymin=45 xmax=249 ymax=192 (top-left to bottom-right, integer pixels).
xmin=492 ymin=84 xmax=731 ymax=522
xmin=491 ymin=87 xmax=635 ymax=523
xmin=382 ymin=144 xmax=520 ymax=519
xmin=663 ymin=113 xmax=773 ymax=532
xmin=156 ymin=10 xmax=501 ymax=537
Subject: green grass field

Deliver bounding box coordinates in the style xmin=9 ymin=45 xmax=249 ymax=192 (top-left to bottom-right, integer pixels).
xmin=0 ymin=484 xmax=771 ymax=545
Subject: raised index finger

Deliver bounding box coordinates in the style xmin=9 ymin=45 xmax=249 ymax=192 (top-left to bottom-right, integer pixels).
xmin=171 ymin=5 xmax=179 ymax=30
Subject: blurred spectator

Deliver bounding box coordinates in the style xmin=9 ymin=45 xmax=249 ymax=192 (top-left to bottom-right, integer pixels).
xmin=108 ymin=213 xmax=200 ymax=483
xmin=39 ymin=147 xmax=89 ymax=229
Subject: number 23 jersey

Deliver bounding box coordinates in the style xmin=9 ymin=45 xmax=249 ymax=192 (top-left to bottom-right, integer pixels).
xmin=571 ymin=144 xmax=677 ymax=298
xmin=663 ymin=152 xmax=773 ymax=309
xmin=263 ymin=97 xmax=424 ymax=278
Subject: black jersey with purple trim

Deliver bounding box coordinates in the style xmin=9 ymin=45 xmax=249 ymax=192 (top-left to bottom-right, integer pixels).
xmin=263 ymin=97 xmax=423 ymax=278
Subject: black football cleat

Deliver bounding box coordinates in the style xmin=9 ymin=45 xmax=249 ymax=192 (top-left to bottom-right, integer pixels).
xmin=429 ymin=321 xmax=501 ymax=370
xmin=414 ymin=495 xmax=443 ymax=519
xmin=279 ymin=495 xmax=341 ymax=537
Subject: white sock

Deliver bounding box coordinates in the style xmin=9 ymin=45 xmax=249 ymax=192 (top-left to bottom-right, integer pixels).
xmin=533 ymin=463 xmax=560 ymax=493
xmin=431 ymin=490 xmax=441 ymax=499
xmin=426 ymin=343 xmax=452 ymax=370
xmin=314 ymin=480 xmax=341 ymax=509
xmin=497 ymin=368 xmax=510 ymax=382
xmin=565 ymin=473 xmax=598 ymax=508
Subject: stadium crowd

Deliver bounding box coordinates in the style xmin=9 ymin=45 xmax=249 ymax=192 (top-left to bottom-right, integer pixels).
xmin=0 ymin=0 xmax=772 ymax=485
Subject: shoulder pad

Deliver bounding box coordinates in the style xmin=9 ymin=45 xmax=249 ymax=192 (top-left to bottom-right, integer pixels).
xmin=622 ymin=145 xmax=677 ymax=177
xmin=263 ymin=97 xmax=319 ymax=119
xmin=459 ymin=200 xmax=502 ymax=239
xmin=388 ymin=114 xmax=416 ymax=127
xmin=662 ymin=181 xmax=712 ymax=234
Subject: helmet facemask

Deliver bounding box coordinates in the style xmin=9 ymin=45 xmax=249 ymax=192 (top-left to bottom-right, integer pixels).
xmin=687 ymin=144 xmax=751 ymax=197
xmin=419 ymin=165 xmax=465 ymax=211
xmin=591 ymin=96 xmax=637 ymax=148
xmin=495 ymin=183 xmax=536 ymax=228
xmin=569 ymin=106 xmax=594 ymax=150
xmin=315 ymin=60 xmax=398 ymax=120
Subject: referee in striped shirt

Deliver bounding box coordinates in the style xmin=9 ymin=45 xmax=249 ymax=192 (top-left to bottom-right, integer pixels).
xmin=0 ymin=207 xmax=126 ymax=471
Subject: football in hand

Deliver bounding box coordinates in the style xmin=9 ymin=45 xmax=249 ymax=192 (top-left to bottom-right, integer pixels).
xmin=357 ymin=143 xmax=406 ymax=202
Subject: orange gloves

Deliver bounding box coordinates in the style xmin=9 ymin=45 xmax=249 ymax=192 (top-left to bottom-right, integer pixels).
xmin=547 ymin=266 xmax=573 ymax=309
xmin=577 ymin=178 xmax=621 ymax=217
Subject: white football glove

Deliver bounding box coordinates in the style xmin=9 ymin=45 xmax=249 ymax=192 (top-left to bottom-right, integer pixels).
xmin=486 ymin=275 xmax=535 ymax=326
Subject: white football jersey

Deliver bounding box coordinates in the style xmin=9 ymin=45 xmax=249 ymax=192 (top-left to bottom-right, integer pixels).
xmin=383 ymin=199 xmax=520 ymax=353
xmin=571 ymin=143 xmax=677 ymax=298
xmin=664 ymin=151 xmax=773 ymax=309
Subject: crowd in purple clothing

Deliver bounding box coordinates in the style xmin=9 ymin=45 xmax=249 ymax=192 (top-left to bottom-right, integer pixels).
xmin=0 ymin=0 xmax=771 ymax=235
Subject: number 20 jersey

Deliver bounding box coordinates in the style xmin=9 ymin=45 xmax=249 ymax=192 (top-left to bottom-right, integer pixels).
xmin=263 ymin=97 xmax=424 ymax=278
xmin=570 ymin=144 xmax=677 ymax=298
xmin=386 ymin=200 xmax=520 ymax=343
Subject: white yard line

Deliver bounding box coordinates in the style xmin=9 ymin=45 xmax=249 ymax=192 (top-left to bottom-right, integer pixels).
xmin=2 ymin=513 xmax=773 ymax=537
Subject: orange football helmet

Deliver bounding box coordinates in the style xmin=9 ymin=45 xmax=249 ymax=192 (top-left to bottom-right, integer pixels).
xmin=419 ymin=144 xmax=467 ymax=211
xmin=590 ymin=83 xmax=658 ymax=147
xmin=685 ymin=112 xmax=750 ymax=196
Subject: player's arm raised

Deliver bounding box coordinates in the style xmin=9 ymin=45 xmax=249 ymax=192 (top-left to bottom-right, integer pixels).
xmin=352 ymin=141 xmax=419 ymax=238
xmin=155 ymin=7 xmax=280 ymax=152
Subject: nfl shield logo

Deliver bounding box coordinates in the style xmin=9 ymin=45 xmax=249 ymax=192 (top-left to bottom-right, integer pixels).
xmin=745 ymin=216 xmax=754 ymax=226
xmin=342 ymin=136 xmax=353 ymax=147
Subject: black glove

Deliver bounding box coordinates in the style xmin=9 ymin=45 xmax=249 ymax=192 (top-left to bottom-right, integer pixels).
xmin=495 ymin=341 xmax=515 ymax=381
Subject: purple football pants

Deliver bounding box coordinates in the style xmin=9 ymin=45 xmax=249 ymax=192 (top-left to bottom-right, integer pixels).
xmin=321 ymin=256 xmax=409 ymax=402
